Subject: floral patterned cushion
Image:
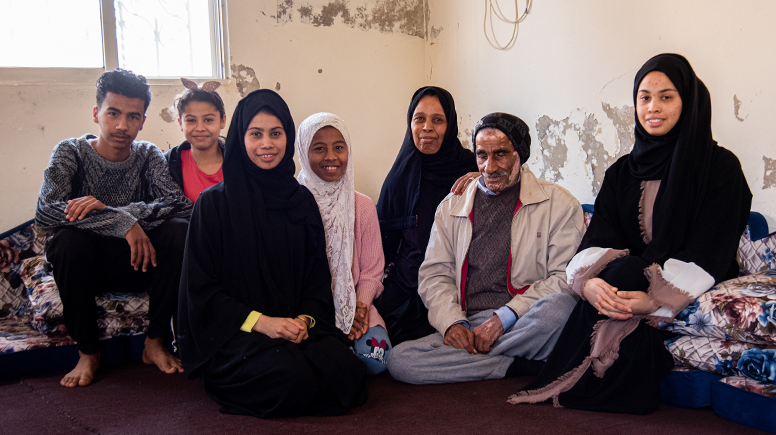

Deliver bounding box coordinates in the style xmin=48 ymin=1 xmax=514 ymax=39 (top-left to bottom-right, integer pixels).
xmin=712 ymin=376 xmax=776 ymax=433
xmin=18 ymin=252 xmax=150 ymax=336
xmin=0 ymin=317 xmax=74 ymax=354
xmin=21 ymin=256 xmax=63 ymax=322
xmin=666 ymin=335 xmax=776 ymax=383
xmin=0 ymin=223 xmax=47 ymax=319
xmin=719 ymin=375 xmax=776 ymax=397
xmin=738 ymin=227 xmax=776 ymax=275
xmin=655 ymin=270 xmax=776 ymax=345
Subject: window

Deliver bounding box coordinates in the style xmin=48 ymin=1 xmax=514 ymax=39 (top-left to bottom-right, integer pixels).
xmin=0 ymin=0 xmax=228 ymax=82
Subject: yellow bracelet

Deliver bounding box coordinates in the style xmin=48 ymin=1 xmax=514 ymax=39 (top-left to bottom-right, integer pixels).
xmin=298 ymin=314 xmax=315 ymax=329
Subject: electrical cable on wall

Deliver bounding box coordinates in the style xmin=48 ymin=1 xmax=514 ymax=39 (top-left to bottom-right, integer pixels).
xmin=484 ymin=0 xmax=532 ymax=50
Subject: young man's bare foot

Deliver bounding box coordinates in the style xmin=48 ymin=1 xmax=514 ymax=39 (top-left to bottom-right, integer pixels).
xmin=142 ymin=336 xmax=184 ymax=374
xmin=61 ymin=351 xmax=100 ymax=387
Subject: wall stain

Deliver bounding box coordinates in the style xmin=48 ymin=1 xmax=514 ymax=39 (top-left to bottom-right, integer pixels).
xmin=601 ymin=102 xmax=635 ymax=156
xmin=160 ymin=106 xmax=176 ymax=123
xmin=230 ymin=64 xmax=261 ymax=97
xmin=733 ymin=94 xmax=747 ymax=122
xmin=535 ymin=104 xmax=634 ymax=196
xmin=764 ymin=156 xmax=776 ymax=189
xmin=277 ymin=0 xmax=293 ymax=23
xmin=535 ymin=115 xmax=570 ymax=183
xmin=430 ymin=25 xmax=443 ymax=39
xmin=280 ymin=0 xmax=428 ymax=39
xmin=275 ymin=82 xmax=282 ymax=91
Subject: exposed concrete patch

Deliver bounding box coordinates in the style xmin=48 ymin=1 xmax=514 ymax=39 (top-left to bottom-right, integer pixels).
xmin=277 ymin=0 xmax=294 ymax=23
xmin=535 ymin=104 xmax=634 ymax=196
xmin=275 ymin=82 xmax=281 ymax=91
xmin=733 ymin=94 xmax=747 ymax=122
xmin=460 ymin=127 xmax=473 ymax=150
xmin=601 ymin=102 xmax=635 ymax=156
xmin=764 ymin=156 xmax=776 ymax=189
xmin=535 ymin=115 xmax=570 ymax=183
xmin=230 ymin=64 xmax=261 ymax=97
xmin=430 ymin=25 xmax=443 ymax=39
xmin=298 ymin=4 xmax=313 ymax=23
xmin=159 ymin=106 xmax=176 ymax=123
xmin=285 ymin=0 xmax=428 ymax=39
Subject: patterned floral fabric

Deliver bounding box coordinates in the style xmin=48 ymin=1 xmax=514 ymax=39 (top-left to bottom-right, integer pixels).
xmin=0 ymin=222 xmax=149 ymax=355
xmin=738 ymin=227 xmax=776 ymax=275
xmin=666 ymin=335 xmax=776 ymax=383
xmin=656 ymin=270 xmax=776 ymax=345
xmin=0 ymin=223 xmax=47 ymax=319
xmin=0 ymin=317 xmax=74 ymax=354
xmin=719 ymin=376 xmax=776 ymax=398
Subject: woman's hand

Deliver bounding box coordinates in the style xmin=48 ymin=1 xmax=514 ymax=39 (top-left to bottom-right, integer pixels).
xmin=348 ymin=302 xmax=370 ymax=340
xmin=617 ymin=291 xmax=659 ymax=315
xmin=254 ymin=315 xmax=308 ymax=343
xmin=451 ymin=172 xmax=480 ymax=195
xmin=582 ymin=278 xmax=633 ymax=320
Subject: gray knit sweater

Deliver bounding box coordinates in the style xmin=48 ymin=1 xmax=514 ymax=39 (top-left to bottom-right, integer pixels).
xmin=35 ymin=134 xmax=192 ymax=238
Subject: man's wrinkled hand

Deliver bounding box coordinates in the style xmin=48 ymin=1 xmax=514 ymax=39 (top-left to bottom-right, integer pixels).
xmin=472 ymin=315 xmax=504 ymax=353
xmin=65 ymin=196 xmax=106 ymax=221
xmin=443 ymin=323 xmax=476 ymax=354
xmin=125 ymin=223 xmax=156 ymax=272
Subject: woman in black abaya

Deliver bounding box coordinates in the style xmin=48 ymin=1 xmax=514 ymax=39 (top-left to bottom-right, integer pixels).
xmin=373 ymin=86 xmax=478 ymax=345
xmin=177 ymin=89 xmax=366 ymax=418
xmin=509 ymin=54 xmax=751 ymax=414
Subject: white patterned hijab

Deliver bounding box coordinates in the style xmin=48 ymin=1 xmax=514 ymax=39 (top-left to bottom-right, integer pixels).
xmin=297 ymin=112 xmax=356 ymax=334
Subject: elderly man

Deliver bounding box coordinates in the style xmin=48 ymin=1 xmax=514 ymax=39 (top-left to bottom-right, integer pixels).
xmin=387 ymin=112 xmax=584 ymax=384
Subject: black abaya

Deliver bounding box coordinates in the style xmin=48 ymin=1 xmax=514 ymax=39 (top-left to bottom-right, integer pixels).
xmin=177 ymin=90 xmax=366 ymax=418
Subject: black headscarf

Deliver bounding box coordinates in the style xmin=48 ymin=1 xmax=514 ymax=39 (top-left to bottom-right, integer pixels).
xmin=221 ymin=88 xmax=325 ymax=312
xmin=472 ymin=112 xmax=531 ymax=163
xmin=179 ymin=89 xmax=336 ymax=375
xmin=376 ymin=86 xmax=478 ymax=232
xmin=628 ymin=53 xmax=746 ymax=264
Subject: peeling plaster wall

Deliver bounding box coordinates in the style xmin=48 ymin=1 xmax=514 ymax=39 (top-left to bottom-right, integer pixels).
xmin=0 ymin=0 xmax=427 ymax=230
xmin=426 ymin=0 xmax=776 ymax=224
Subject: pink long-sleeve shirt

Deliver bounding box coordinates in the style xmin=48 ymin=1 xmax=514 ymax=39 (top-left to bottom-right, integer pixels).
xmin=352 ymin=191 xmax=386 ymax=329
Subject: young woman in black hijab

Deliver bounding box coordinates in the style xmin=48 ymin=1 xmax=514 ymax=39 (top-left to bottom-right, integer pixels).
xmin=373 ymin=86 xmax=478 ymax=345
xmin=177 ymin=89 xmax=366 ymax=418
xmin=508 ymin=54 xmax=751 ymax=414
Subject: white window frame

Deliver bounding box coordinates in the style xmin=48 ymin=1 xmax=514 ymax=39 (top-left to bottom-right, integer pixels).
xmin=0 ymin=0 xmax=230 ymax=84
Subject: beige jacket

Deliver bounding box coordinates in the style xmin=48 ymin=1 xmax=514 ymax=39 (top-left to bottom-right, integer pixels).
xmin=418 ymin=166 xmax=585 ymax=334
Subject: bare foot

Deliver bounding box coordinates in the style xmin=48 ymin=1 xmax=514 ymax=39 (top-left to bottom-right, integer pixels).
xmin=142 ymin=336 xmax=183 ymax=374
xmin=61 ymin=351 xmax=100 ymax=387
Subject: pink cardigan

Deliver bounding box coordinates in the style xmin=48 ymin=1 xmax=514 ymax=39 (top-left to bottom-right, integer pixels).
xmin=352 ymin=191 xmax=386 ymax=329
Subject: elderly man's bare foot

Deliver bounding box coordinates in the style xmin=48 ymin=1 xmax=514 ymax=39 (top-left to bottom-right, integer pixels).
xmin=61 ymin=351 xmax=100 ymax=387
xmin=141 ymin=336 xmax=183 ymax=374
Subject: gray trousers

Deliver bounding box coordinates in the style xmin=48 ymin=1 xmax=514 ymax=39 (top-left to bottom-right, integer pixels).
xmin=387 ymin=293 xmax=576 ymax=384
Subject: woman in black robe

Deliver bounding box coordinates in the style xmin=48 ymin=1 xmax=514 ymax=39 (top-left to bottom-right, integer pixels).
xmin=177 ymin=89 xmax=366 ymax=418
xmin=509 ymin=54 xmax=751 ymax=414
xmin=373 ymin=86 xmax=479 ymax=345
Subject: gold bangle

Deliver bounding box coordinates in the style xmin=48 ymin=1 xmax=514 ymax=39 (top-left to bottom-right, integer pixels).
xmin=298 ymin=314 xmax=315 ymax=329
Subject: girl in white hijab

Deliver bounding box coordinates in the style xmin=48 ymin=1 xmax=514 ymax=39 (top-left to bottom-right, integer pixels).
xmin=297 ymin=112 xmax=390 ymax=374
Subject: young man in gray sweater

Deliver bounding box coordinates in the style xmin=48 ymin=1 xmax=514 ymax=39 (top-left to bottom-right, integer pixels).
xmin=36 ymin=69 xmax=192 ymax=387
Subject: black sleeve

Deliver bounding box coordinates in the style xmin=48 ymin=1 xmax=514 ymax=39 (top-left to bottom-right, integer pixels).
xmin=672 ymin=148 xmax=751 ymax=283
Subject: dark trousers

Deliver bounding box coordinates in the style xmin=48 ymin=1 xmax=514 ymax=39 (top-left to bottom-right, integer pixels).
xmin=46 ymin=218 xmax=188 ymax=354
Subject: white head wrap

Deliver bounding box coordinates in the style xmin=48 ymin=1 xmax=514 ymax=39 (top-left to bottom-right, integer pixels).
xmin=297 ymin=112 xmax=356 ymax=334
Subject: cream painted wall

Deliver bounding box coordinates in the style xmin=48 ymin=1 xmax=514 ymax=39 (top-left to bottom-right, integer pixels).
xmin=3 ymin=0 xmax=774 ymax=232
xmin=426 ymin=0 xmax=776 ymax=224
xmin=0 ymin=0 xmax=426 ymax=230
